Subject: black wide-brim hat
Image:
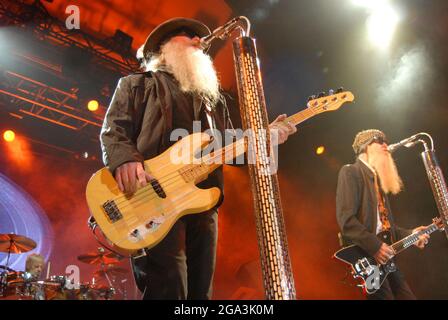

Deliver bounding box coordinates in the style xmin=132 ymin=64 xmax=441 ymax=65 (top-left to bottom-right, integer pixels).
xmin=142 ymin=17 xmax=211 ymax=58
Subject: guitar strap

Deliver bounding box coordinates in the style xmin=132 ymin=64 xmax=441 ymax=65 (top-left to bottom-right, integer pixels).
xmin=204 ymin=102 xmax=217 ymax=133
xmin=203 ymin=100 xmax=221 ymax=145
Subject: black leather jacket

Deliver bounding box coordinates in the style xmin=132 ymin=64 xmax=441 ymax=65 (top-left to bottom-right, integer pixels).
xmin=100 ymin=71 xmax=234 ymax=197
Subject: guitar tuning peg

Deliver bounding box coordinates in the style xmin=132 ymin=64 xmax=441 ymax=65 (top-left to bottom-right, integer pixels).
xmin=336 ymin=87 xmax=344 ymax=93
xmin=328 ymin=89 xmax=335 ymax=95
xmin=317 ymin=92 xmax=326 ymax=98
xmin=307 ymin=95 xmax=316 ymax=101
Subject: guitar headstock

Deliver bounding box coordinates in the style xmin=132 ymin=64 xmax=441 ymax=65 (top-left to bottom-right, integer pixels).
xmin=307 ymin=88 xmax=355 ymax=114
xmin=433 ymin=217 xmax=445 ymax=231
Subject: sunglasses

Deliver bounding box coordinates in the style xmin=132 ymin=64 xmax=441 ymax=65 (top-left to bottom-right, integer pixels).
xmin=370 ymin=136 xmax=388 ymax=145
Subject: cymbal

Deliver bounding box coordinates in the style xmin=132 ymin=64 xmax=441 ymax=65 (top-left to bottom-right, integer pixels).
xmin=93 ymin=266 xmax=128 ymax=278
xmin=0 ymin=234 xmax=37 ymax=254
xmin=77 ymin=252 xmax=120 ymax=265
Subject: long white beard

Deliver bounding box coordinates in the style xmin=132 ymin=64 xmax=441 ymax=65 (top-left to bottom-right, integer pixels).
xmin=160 ymin=41 xmax=221 ymax=106
xmin=370 ymin=152 xmax=403 ymax=195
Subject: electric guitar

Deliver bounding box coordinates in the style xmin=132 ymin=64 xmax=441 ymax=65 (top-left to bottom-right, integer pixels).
xmin=86 ymin=90 xmax=354 ymax=255
xmin=334 ymin=217 xmax=444 ymax=294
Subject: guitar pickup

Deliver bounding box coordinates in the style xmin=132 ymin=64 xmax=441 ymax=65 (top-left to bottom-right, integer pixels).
xmin=150 ymin=179 xmax=166 ymax=198
xmin=102 ymin=200 xmax=123 ymax=223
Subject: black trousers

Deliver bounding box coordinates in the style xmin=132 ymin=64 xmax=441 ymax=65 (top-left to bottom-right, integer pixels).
xmin=367 ymin=269 xmax=417 ymax=300
xmin=131 ymin=209 xmax=218 ymax=300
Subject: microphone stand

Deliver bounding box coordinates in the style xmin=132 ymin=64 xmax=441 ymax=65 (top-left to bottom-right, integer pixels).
xmin=418 ymin=134 xmax=448 ymax=239
xmin=200 ymin=16 xmax=251 ymax=50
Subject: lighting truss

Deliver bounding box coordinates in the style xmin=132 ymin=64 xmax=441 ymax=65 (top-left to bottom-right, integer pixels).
xmin=0 ymin=70 xmax=103 ymax=137
xmin=0 ymin=0 xmax=140 ymax=75
xmin=0 ymin=0 xmax=142 ymax=142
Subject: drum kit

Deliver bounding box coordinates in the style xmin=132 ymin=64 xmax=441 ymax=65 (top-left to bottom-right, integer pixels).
xmin=0 ymin=233 xmax=127 ymax=300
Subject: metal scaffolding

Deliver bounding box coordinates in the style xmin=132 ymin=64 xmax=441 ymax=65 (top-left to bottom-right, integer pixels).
xmin=0 ymin=0 xmax=140 ymax=75
xmin=0 ymin=0 xmax=140 ymax=145
xmin=0 ymin=70 xmax=103 ymax=132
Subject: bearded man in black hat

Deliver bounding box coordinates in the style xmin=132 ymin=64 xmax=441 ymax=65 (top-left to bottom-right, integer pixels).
xmin=336 ymin=129 xmax=430 ymax=300
xmin=100 ymin=17 xmax=296 ymax=300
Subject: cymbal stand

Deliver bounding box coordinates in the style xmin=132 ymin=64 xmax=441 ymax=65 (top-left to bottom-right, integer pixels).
xmin=100 ymin=263 xmax=115 ymax=290
xmin=4 ymin=239 xmax=13 ymax=269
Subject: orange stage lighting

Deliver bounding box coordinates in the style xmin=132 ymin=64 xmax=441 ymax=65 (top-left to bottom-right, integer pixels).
xmin=3 ymin=130 xmax=15 ymax=142
xmin=87 ymin=100 xmax=99 ymax=112
xmin=316 ymin=146 xmax=325 ymax=155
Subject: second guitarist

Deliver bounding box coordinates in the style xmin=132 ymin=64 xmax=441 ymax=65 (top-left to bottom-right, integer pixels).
xmin=336 ymin=129 xmax=430 ymax=300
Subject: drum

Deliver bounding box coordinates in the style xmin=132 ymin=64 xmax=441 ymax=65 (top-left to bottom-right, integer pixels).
xmin=72 ymin=283 xmax=95 ymax=300
xmin=38 ymin=276 xmax=69 ymax=300
xmin=87 ymin=284 xmax=115 ymax=300
xmin=42 ymin=279 xmax=94 ymax=300
xmin=0 ymin=271 xmax=33 ymax=300
xmin=0 ymin=271 xmax=7 ymax=296
xmin=66 ymin=283 xmax=114 ymax=300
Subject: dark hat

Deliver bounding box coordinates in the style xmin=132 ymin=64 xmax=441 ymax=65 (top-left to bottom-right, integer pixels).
xmin=352 ymin=129 xmax=387 ymax=155
xmin=142 ymin=17 xmax=211 ymax=58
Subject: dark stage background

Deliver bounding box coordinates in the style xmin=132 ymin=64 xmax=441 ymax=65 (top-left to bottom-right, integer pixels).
xmin=0 ymin=0 xmax=447 ymax=299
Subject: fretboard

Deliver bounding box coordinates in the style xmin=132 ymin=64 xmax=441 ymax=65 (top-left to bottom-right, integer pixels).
xmin=180 ymin=107 xmax=318 ymax=183
xmin=204 ymin=107 xmax=316 ymax=165
xmin=391 ymin=223 xmax=439 ymax=254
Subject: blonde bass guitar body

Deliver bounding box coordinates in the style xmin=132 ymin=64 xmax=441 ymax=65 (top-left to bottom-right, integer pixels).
xmin=86 ymin=132 xmax=221 ymax=255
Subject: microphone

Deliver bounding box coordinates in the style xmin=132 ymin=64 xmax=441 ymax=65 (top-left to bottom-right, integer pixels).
xmin=387 ymin=134 xmax=421 ymax=153
xmin=199 ymin=17 xmax=242 ymax=50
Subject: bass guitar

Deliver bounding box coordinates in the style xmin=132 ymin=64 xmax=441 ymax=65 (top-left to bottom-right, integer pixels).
xmin=86 ymin=91 xmax=354 ymax=255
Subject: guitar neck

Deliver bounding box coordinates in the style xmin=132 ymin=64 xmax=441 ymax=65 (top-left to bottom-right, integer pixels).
xmin=285 ymin=107 xmax=316 ymax=126
xmin=199 ymin=107 xmax=314 ymax=173
xmin=187 ymin=91 xmax=354 ymax=182
xmin=391 ymin=223 xmax=439 ymax=254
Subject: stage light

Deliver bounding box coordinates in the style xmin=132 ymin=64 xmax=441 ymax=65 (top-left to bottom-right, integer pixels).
xmin=366 ymin=5 xmax=399 ymax=49
xmin=351 ymin=0 xmax=379 ymax=9
xmin=316 ymin=146 xmax=325 ymax=155
xmin=83 ymin=151 xmax=89 ymax=159
xmin=87 ymin=99 xmax=99 ymax=111
xmin=351 ymin=0 xmax=400 ymax=50
xmin=3 ymin=130 xmax=15 ymax=142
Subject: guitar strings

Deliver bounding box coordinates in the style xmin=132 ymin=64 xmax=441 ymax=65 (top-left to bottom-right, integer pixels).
xmin=109 ymin=132 xmax=247 ymax=205
xmin=96 ymin=98 xmax=348 ymax=245
xmin=104 ymin=101 xmax=341 ymax=210
xmin=114 ymin=139 xmax=246 ymax=211
xmin=99 ymin=183 xmax=208 ymax=242
xmin=107 ymin=106 xmax=332 ymax=244
xmin=115 ymin=120 xmax=289 ymax=211
xmin=109 ymin=103 xmax=326 ymax=206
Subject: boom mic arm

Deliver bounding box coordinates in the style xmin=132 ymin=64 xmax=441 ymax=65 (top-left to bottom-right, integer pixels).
xmin=199 ymin=16 xmax=250 ymax=50
xmin=388 ymin=133 xmax=422 ymax=153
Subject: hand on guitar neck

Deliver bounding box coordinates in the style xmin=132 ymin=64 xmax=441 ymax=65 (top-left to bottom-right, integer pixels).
xmin=412 ymin=225 xmax=431 ymax=249
xmin=374 ymin=224 xmax=431 ymax=264
xmin=269 ymin=114 xmax=297 ymax=145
